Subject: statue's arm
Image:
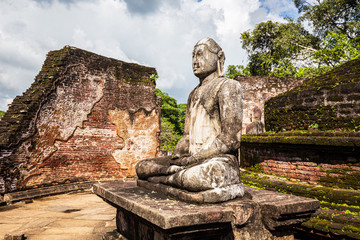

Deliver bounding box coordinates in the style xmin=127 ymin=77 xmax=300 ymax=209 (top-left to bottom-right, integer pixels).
xmin=216 ymin=79 xmax=243 ymax=150
xmin=190 ymin=80 xmax=243 ymax=162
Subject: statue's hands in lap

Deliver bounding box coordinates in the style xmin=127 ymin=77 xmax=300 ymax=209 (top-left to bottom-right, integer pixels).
xmin=165 ymin=165 xmax=185 ymax=175
xmin=170 ymin=155 xmax=198 ymax=166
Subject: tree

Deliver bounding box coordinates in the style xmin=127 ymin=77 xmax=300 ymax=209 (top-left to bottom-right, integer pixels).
xmin=241 ymin=20 xmax=319 ymax=77
xmin=155 ymin=89 xmax=186 ymax=152
xmin=295 ymin=0 xmax=360 ymax=41
xmin=240 ymin=0 xmax=360 ymax=78
xmin=0 ymin=110 xmax=4 ymax=119
xmin=225 ymin=65 xmax=251 ymax=79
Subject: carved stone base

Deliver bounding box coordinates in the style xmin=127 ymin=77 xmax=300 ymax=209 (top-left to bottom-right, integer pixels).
xmin=94 ymin=181 xmax=319 ymax=240
xmin=138 ymin=179 xmax=245 ymax=203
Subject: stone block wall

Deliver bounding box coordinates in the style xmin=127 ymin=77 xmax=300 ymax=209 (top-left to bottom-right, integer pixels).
xmin=240 ymin=58 xmax=360 ymax=187
xmin=265 ymin=58 xmax=360 ymax=132
xmin=0 ymin=46 xmax=160 ymax=194
xmin=240 ymin=131 xmax=360 ymax=187
xmin=235 ymin=76 xmax=304 ymax=134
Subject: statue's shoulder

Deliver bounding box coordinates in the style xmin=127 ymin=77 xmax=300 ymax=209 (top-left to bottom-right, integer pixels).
xmin=218 ymin=77 xmax=242 ymax=89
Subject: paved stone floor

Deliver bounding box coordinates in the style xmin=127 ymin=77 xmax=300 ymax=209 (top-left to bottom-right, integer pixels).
xmin=0 ymin=191 xmax=116 ymax=240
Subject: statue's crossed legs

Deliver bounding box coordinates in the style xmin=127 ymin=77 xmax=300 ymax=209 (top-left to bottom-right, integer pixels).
xmin=136 ymin=155 xmax=244 ymax=202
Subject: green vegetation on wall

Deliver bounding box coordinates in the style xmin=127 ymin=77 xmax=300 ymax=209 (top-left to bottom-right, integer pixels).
xmin=155 ymin=89 xmax=186 ymax=152
xmin=264 ymin=58 xmax=360 ymax=132
xmin=0 ymin=110 xmax=4 ymax=119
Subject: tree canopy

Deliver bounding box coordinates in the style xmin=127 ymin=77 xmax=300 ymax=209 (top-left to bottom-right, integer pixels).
xmin=234 ymin=0 xmax=360 ymax=79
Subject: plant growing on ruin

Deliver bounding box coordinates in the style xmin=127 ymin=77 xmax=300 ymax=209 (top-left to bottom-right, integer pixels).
xmin=150 ymin=74 xmax=159 ymax=82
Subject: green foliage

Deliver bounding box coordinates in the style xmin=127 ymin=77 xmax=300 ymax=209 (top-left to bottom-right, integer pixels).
xmin=0 ymin=110 xmax=4 ymax=118
xmin=295 ymin=0 xmax=360 ymax=41
xmin=295 ymin=65 xmax=332 ymax=78
xmin=149 ymin=74 xmax=159 ymax=82
xmin=225 ymin=65 xmax=251 ymax=78
xmin=241 ymin=20 xmax=319 ymax=77
xmin=313 ymin=29 xmax=360 ymax=66
xmin=155 ymin=88 xmax=186 ymax=152
xmin=240 ymin=0 xmax=360 ymax=78
xmin=309 ymin=123 xmax=319 ymax=129
xmin=158 ymin=118 xmax=182 ymax=152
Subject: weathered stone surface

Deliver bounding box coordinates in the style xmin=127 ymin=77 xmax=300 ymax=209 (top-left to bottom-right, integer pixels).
xmin=137 ymin=179 xmax=245 ymax=203
xmin=0 ymin=190 xmax=116 ymax=240
xmin=2 ymin=181 xmax=94 ymax=204
xmin=240 ymin=131 xmax=360 ymax=186
xmin=4 ymin=233 xmax=25 ymax=240
xmin=265 ymin=57 xmax=360 ymax=132
xmin=0 ymin=46 xmax=160 ymax=194
xmin=235 ymin=75 xmax=305 ymax=134
xmin=135 ymin=38 xmax=244 ymax=203
xmin=94 ymin=181 xmax=319 ymax=240
xmin=94 ymin=181 xmax=234 ymax=229
xmin=245 ymin=187 xmax=320 ymax=230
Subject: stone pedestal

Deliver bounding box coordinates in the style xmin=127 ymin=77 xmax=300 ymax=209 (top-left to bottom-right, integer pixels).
xmin=93 ymin=181 xmax=319 ymax=240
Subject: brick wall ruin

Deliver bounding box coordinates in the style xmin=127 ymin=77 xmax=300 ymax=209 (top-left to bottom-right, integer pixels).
xmin=265 ymin=58 xmax=360 ymax=132
xmin=241 ymin=131 xmax=360 ymax=186
xmin=0 ymin=46 xmax=160 ymax=194
xmin=240 ymin=58 xmax=360 ymax=187
xmin=235 ymin=76 xmax=305 ymax=134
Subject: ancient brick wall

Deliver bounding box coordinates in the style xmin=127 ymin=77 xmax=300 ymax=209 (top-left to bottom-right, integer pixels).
xmin=265 ymin=58 xmax=360 ymax=132
xmin=0 ymin=46 xmax=160 ymax=194
xmin=239 ymin=59 xmax=360 ymax=187
xmin=235 ymin=76 xmax=305 ymax=134
xmin=240 ymin=131 xmax=360 ymax=187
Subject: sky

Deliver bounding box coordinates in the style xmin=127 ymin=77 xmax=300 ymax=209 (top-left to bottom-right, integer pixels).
xmin=0 ymin=0 xmax=299 ymax=110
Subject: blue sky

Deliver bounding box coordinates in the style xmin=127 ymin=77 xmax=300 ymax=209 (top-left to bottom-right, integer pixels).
xmin=0 ymin=0 xmax=299 ymax=109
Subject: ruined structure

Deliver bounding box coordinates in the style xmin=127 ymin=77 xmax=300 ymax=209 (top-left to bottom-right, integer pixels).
xmin=0 ymin=46 xmax=160 ymax=194
xmin=240 ymin=58 xmax=360 ymax=239
xmin=265 ymin=58 xmax=360 ymax=132
xmin=236 ymin=75 xmax=305 ymax=134
xmin=241 ymin=57 xmax=360 ymax=186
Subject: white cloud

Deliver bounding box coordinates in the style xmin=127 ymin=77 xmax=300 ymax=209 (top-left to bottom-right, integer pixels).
xmin=0 ymin=0 xmax=297 ymax=110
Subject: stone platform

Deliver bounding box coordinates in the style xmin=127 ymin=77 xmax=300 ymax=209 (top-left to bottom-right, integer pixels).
xmin=93 ymin=181 xmax=320 ymax=240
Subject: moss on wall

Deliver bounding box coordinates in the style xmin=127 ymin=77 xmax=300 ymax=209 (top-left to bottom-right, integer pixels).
xmin=265 ymin=58 xmax=360 ymax=132
xmin=242 ymin=130 xmax=360 ymax=147
xmin=242 ymin=172 xmax=360 ymax=206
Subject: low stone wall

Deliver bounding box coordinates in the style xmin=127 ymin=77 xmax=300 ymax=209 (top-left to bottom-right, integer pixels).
xmin=265 ymin=57 xmax=360 ymax=132
xmin=240 ymin=131 xmax=360 ymax=187
xmin=241 ymin=171 xmax=360 ymax=240
xmin=0 ymin=46 xmax=160 ymax=194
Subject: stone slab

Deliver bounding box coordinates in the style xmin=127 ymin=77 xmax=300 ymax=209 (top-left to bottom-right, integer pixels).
xmin=3 ymin=181 xmax=96 ymax=204
xmin=93 ymin=181 xmax=234 ymax=229
xmin=244 ymin=187 xmax=320 ymax=230
xmin=93 ymin=181 xmax=319 ymax=232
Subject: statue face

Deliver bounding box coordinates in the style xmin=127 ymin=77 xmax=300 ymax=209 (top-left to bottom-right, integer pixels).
xmin=192 ymin=44 xmax=218 ymax=80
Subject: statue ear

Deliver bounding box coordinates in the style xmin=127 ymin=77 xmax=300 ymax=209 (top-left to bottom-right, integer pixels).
xmin=217 ymin=51 xmax=225 ymax=76
xmin=218 ymin=51 xmax=225 ymax=63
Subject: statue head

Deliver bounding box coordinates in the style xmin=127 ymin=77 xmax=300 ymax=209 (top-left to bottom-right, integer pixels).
xmin=192 ymin=38 xmax=225 ymax=80
xmin=251 ymin=106 xmax=262 ymax=122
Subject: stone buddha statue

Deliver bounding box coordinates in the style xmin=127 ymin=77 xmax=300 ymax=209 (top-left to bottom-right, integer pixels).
xmin=136 ymin=38 xmax=244 ymax=203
